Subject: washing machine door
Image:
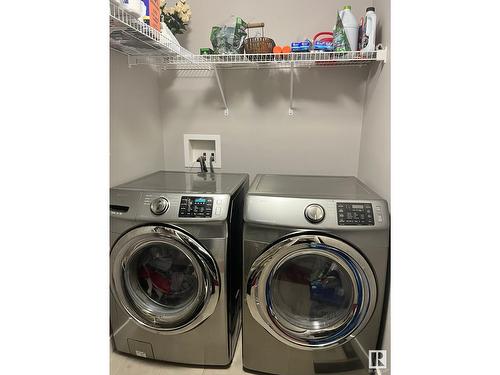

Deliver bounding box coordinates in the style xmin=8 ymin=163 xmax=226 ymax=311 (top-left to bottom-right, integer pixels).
xmin=246 ymin=233 xmax=376 ymax=350
xmin=111 ymin=224 xmax=220 ymax=334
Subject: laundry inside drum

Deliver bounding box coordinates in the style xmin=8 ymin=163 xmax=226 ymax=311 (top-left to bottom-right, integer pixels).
xmin=269 ymin=254 xmax=355 ymax=331
xmin=123 ymin=241 xmax=204 ymax=326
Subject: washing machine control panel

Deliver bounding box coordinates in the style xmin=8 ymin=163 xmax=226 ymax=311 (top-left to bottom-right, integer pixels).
xmin=179 ymin=196 xmax=214 ymax=218
xmin=337 ymin=202 xmax=374 ymax=226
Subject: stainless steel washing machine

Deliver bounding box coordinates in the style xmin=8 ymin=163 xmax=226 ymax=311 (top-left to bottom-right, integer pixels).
xmin=110 ymin=171 xmax=248 ymax=366
xmin=242 ymin=174 xmax=389 ymax=375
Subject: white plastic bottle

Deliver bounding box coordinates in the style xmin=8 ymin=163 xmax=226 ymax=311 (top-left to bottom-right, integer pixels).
xmin=339 ymin=5 xmax=359 ymax=51
xmin=122 ymin=0 xmax=142 ymax=18
xmin=361 ymin=7 xmax=377 ymax=52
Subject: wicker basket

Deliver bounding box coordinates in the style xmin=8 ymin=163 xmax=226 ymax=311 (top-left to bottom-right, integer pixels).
xmin=244 ymin=22 xmax=275 ymax=54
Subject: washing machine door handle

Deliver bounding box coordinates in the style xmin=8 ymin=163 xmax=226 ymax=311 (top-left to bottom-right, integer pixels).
xmin=246 ymin=233 xmax=377 ymax=350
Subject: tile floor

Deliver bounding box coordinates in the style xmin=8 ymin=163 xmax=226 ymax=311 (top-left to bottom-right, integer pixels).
xmin=110 ymin=334 xmax=247 ymax=375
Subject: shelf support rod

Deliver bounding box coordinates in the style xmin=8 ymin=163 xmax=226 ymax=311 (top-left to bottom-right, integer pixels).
xmin=213 ymin=66 xmax=229 ymax=116
xmin=289 ymin=62 xmax=295 ymax=116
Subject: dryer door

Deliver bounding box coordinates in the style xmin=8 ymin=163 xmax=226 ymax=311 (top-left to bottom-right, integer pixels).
xmin=111 ymin=224 xmax=220 ymax=334
xmin=246 ymin=233 xmax=376 ymax=349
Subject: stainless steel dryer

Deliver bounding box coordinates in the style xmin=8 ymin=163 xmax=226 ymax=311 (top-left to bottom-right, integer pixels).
xmin=242 ymin=174 xmax=389 ymax=375
xmin=110 ymin=171 xmax=248 ymax=366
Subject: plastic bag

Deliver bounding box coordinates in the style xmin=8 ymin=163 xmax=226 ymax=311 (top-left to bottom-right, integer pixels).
xmin=210 ymin=16 xmax=247 ymax=54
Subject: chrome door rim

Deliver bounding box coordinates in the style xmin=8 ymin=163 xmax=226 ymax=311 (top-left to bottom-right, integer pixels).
xmin=246 ymin=233 xmax=377 ymax=350
xmin=122 ymin=238 xmax=205 ymax=325
xmin=111 ymin=225 xmax=220 ymax=334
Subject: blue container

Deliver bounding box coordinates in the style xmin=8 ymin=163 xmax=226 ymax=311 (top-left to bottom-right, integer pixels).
xmin=291 ymin=40 xmax=311 ymax=52
xmin=313 ymin=40 xmax=334 ymax=51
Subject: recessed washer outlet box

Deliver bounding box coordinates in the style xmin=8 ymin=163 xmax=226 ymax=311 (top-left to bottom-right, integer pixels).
xmin=184 ymin=134 xmax=221 ymax=169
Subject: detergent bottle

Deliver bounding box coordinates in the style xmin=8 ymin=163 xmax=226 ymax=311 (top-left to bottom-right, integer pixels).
xmin=361 ymin=7 xmax=377 ymax=52
xmin=122 ymin=0 xmax=142 ymax=18
xmin=339 ymin=5 xmax=359 ymax=51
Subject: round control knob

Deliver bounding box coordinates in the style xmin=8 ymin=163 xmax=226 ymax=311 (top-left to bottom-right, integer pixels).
xmin=304 ymin=204 xmax=325 ymax=224
xmin=150 ymin=197 xmax=169 ymax=215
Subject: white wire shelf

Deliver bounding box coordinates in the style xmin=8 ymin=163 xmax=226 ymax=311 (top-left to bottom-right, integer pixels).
xmin=109 ymin=1 xmax=387 ymax=115
xmin=109 ymin=1 xmax=194 ymax=61
xmin=128 ymin=48 xmax=387 ymax=70
xmin=109 ymin=1 xmax=386 ymax=69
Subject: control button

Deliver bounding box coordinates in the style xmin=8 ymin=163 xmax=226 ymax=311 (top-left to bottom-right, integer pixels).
xmin=150 ymin=197 xmax=169 ymax=215
xmin=304 ymin=204 xmax=325 ymax=224
xmin=215 ymin=207 xmax=221 ymax=215
xmin=376 ymin=206 xmax=382 ymax=212
xmin=377 ymin=214 xmax=383 ymax=223
xmin=216 ymin=199 xmax=222 ymax=205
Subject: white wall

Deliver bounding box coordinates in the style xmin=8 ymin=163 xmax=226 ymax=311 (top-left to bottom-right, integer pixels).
xmin=160 ymin=0 xmax=373 ymax=178
xmin=110 ymin=51 xmax=164 ymax=186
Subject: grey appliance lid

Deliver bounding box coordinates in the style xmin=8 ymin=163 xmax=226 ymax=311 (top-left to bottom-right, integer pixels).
xmin=114 ymin=171 xmax=247 ymax=194
xmin=248 ymin=174 xmax=382 ymax=200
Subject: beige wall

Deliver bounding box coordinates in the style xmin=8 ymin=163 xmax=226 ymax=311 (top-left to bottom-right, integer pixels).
xmin=357 ymin=0 xmax=390 ymax=202
xmin=110 ymin=51 xmax=164 ymax=186
xmin=160 ymin=0 xmax=373 ymax=178
xmin=111 ymin=0 xmax=390 ymax=364
xmin=174 ymin=0 xmax=372 ymax=53
xmin=356 ymin=0 xmax=391 ymax=369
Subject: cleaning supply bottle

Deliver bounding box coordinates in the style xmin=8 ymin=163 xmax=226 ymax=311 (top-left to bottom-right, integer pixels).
xmin=122 ymin=0 xmax=142 ymax=18
xmin=339 ymin=5 xmax=358 ymax=51
xmin=361 ymin=7 xmax=377 ymax=52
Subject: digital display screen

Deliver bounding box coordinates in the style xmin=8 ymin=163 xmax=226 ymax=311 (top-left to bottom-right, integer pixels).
xmin=351 ymin=204 xmax=365 ymax=209
xmin=179 ymin=196 xmax=213 ymax=218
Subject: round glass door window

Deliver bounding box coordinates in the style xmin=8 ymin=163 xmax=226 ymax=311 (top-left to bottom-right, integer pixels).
xmin=246 ymin=234 xmax=376 ymax=349
xmin=269 ymin=253 xmax=355 ymax=331
xmin=123 ymin=241 xmax=205 ymax=328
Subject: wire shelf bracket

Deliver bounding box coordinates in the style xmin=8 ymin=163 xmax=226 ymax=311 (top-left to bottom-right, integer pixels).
xmin=376 ymin=45 xmax=388 ymax=63
xmin=213 ymin=67 xmax=229 ymax=116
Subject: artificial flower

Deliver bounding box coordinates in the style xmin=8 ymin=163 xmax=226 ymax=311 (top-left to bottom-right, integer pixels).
xmin=160 ymin=0 xmax=191 ymax=35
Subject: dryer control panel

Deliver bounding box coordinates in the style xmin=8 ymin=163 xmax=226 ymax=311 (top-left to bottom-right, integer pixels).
xmin=179 ymin=196 xmax=214 ymax=218
xmin=337 ymin=202 xmax=374 ymax=226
